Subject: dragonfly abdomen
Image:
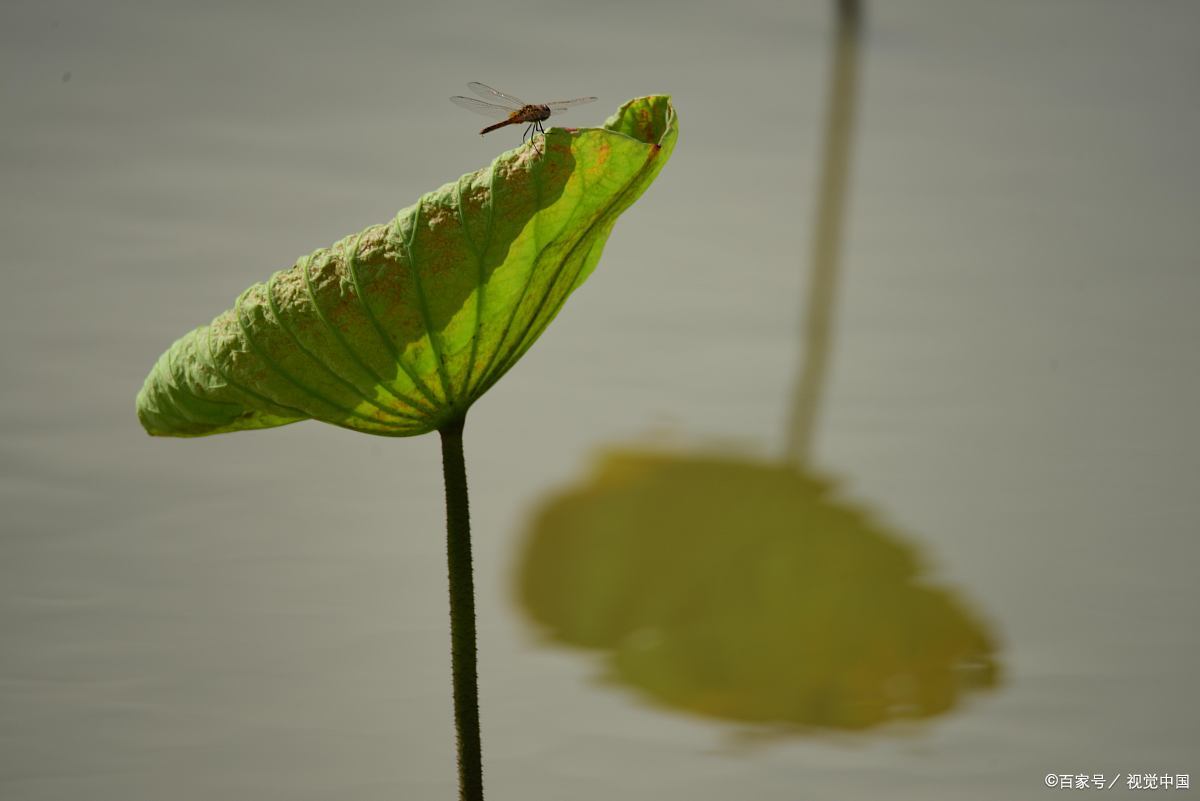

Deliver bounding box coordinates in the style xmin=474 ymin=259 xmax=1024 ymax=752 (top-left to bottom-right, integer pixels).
xmin=479 ymin=105 xmax=552 ymax=135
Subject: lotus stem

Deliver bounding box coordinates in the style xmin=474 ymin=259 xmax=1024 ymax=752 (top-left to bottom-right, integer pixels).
xmin=438 ymin=415 xmax=483 ymax=800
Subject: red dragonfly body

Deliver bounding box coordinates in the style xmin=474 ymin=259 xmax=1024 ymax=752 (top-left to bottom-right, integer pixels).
xmin=479 ymin=104 xmax=553 ymax=135
xmin=451 ymin=83 xmax=596 ymax=143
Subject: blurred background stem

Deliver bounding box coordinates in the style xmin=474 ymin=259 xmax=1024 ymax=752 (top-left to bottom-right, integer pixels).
xmin=785 ymin=0 xmax=863 ymax=469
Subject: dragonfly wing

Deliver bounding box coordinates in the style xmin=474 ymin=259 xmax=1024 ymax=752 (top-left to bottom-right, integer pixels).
xmin=545 ymin=96 xmax=598 ymax=112
xmin=450 ymin=96 xmax=513 ymax=120
xmin=467 ymin=82 xmax=527 ymax=109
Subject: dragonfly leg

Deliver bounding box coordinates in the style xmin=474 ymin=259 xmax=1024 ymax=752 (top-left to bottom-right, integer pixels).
xmin=529 ymin=122 xmax=543 ymax=154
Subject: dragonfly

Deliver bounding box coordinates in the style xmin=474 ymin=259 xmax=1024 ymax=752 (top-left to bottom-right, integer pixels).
xmin=450 ymin=82 xmax=597 ymax=144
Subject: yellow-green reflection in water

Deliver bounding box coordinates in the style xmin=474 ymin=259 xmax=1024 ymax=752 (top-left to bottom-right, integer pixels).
xmin=517 ymin=451 xmax=999 ymax=731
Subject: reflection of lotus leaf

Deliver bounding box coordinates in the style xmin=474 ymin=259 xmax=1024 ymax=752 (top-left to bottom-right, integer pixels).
xmin=517 ymin=450 xmax=1000 ymax=731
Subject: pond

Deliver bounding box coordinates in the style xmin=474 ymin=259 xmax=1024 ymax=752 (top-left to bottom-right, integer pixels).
xmin=2 ymin=1 xmax=1197 ymax=799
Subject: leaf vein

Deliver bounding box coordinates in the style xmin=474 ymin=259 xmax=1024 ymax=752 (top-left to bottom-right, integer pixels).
xmin=472 ymin=155 xmax=545 ymax=394
xmin=233 ymin=291 xmax=409 ymax=431
xmin=266 ymin=272 xmax=423 ymax=426
xmin=303 ymin=249 xmax=440 ymax=416
xmin=397 ymin=201 xmax=457 ymax=410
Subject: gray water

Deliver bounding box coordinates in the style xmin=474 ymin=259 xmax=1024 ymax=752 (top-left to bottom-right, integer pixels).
xmin=3 ymin=1 xmax=1198 ymax=799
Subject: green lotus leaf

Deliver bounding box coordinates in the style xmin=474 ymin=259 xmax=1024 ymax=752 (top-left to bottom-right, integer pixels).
xmin=137 ymin=95 xmax=677 ymax=438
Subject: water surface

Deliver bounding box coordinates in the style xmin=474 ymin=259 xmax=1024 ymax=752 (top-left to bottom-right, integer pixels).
xmin=2 ymin=1 xmax=1198 ymax=799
